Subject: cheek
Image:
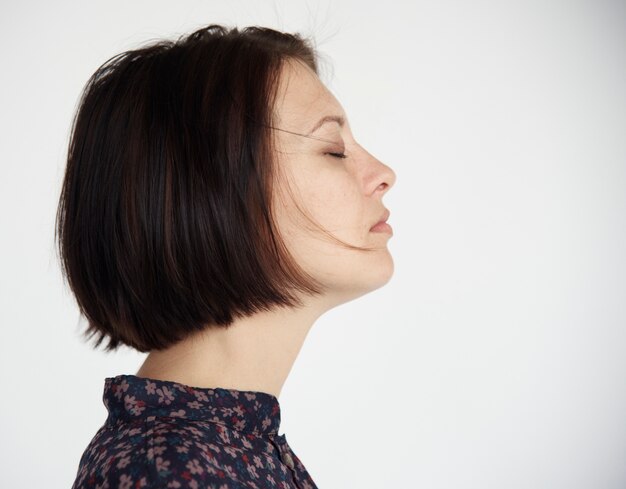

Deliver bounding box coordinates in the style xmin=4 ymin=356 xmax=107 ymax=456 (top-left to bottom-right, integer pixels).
xmin=274 ymin=154 xmax=364 ymax=241
xmin=300 ymin=173 xmax=362 ymax=234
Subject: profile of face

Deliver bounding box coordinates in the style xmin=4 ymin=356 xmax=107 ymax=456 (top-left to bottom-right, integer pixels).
xmin=271 ymin=59 xmax=397 ymax=306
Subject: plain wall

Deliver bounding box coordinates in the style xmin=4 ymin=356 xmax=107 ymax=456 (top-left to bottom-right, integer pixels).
xmin=1 ymin=0 xmax=625 ymax=487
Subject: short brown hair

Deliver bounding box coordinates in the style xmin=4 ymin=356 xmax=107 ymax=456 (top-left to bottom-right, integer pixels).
xmin=55 ymin=24 xmax=369 ymax=353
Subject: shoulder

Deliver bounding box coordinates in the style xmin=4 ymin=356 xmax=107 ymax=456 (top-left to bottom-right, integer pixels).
xmin=71 ymin=418 xmax=252 ymax=489
xmin=71 ymin=420 xmax=152 ymax=488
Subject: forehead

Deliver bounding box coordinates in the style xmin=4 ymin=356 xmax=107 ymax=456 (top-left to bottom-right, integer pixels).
xmin=273 ymin=59 xmax=344 ymax=129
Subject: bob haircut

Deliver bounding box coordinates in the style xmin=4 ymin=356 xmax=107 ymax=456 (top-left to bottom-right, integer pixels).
xmin=55 ymin=24 xmax=375 ymax=353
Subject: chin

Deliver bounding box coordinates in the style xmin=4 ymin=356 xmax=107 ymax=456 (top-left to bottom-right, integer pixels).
xmin=334 ymin=256 xmax=395 ymax=300
xmin=371 ymin=255 xmax=395 ymax=288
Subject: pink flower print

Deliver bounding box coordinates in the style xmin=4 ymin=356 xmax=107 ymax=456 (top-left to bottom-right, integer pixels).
xmin=175 ymin=445 xmax=189 ymax=454
xmin=208 ymin=415 xmax=222 ymax=426
xmin=266 ymin=474 xmax=276 ymax=486
xmin=124 ymin=395 xmax=146 ymax=416
xmin=265 ymin=455 xmax=276 ymax=470
xmin=224 ymin=465 xmax=238 ymax=479
xmin=223 ymin=446 xmax=238 ymax=458
xmin=122 ymin=395 xmax=133 ymax=411
xmin=233 ymin=418 xmax=246 ymax=431
xmin=157 ymin=386 xmax=175 ymax=404
xmin=186 ymin=458 xmax=204 ymax=475
xmin=153 ymin=445 xmax=167 ymax=456
xmin=193 ymin=390 xmax=209 ymax=402
xmin=115 ymin=448 xmax=131 ymax=458
xmin=218 ymin=429 xmax=231 ymax=445
xmin=155 ymin=456 xmax=170 ymax=474
xmin=244 ymin=393 xmax=256 ymax=401
xmin=145 ymin=381 xmax=156 ymax=395
xmin=241 ymin=437 xmax=253 ymax=450
xmin=169 ymin=409 xmax=185 ymax=418
xmin=133 ymin=401 xmax=146 ymax=415
xmin=246 ymin=464 xmax=259 ymax=479
xmin=114 ymin=379 xmax=130 ymax=400
xmin=118 ymin=474 xmax=133 ymax=489
xmin=116 ymin=455 xmax=131 ymax=469
xmin=187 ymin=400 xmax=201 ymax=410
xmin=136 ymin=476 xmax=148 ymax=488
xmin=233 ymin=404 xmax=244 ymax=416
xmin=166 ymin=481 xmax=182 ymax=488
xmin=207 ymin=442 xmax=222 ymax=453
xmin=261 ymin=417 xmax=272 ymax=431
xmin=253 ymin=455 xmax=263 ymax=468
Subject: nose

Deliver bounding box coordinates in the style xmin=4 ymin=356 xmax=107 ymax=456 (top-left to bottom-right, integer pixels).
xmin=355 ymin=141 xmax=396 ymax=195
xmin=371 ymin=155 xmax=396 ymax=195
xmin=379 ymin=164 xmax=396 ymax=191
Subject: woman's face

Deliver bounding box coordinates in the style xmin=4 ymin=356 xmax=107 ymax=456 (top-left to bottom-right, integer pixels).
xmin=271 ymin=59 xmax=397 ymax=303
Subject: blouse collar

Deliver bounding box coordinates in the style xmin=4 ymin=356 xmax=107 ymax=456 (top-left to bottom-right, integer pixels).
xmin=102 ymin=374 xmax=281 ymax=437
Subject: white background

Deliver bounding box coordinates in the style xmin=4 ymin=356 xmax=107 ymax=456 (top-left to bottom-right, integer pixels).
xmin=1 ymin=1 xmax=625 ymax=488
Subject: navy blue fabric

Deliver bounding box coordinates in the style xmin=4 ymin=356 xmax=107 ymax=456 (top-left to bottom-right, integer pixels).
xmin=71 ymin=374 xmax=318 ymax=489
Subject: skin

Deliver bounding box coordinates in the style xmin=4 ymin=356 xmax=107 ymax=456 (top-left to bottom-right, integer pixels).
xmin=136 ymin=59 xmax=396 ymax=398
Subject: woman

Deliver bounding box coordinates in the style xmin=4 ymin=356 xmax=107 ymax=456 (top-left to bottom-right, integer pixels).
xmin=58 ymin=23 xmax=396 ymax=489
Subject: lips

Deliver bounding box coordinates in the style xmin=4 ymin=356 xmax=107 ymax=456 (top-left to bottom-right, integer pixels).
xmin=370 ymin=209 xmax=390 ymax=230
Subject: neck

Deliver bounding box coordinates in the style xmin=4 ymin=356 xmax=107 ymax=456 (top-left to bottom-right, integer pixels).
xmin=135 ymin=298 xmax=328 ymax=398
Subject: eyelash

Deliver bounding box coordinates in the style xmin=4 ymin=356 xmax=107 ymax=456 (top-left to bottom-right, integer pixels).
xmin=326 ymin=152 xmax=348 ymax=159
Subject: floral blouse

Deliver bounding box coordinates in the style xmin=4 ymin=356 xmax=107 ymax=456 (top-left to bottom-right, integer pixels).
xmin=71 ymin=374 xmax=318 ymax=489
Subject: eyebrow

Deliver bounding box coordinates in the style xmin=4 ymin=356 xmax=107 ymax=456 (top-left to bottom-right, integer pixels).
xmin=307 ymin=115 xmax=346 ymax=135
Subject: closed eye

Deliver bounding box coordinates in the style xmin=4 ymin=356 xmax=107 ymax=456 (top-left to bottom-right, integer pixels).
xmin=326 ymin=152 xmax=347 ymax=159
